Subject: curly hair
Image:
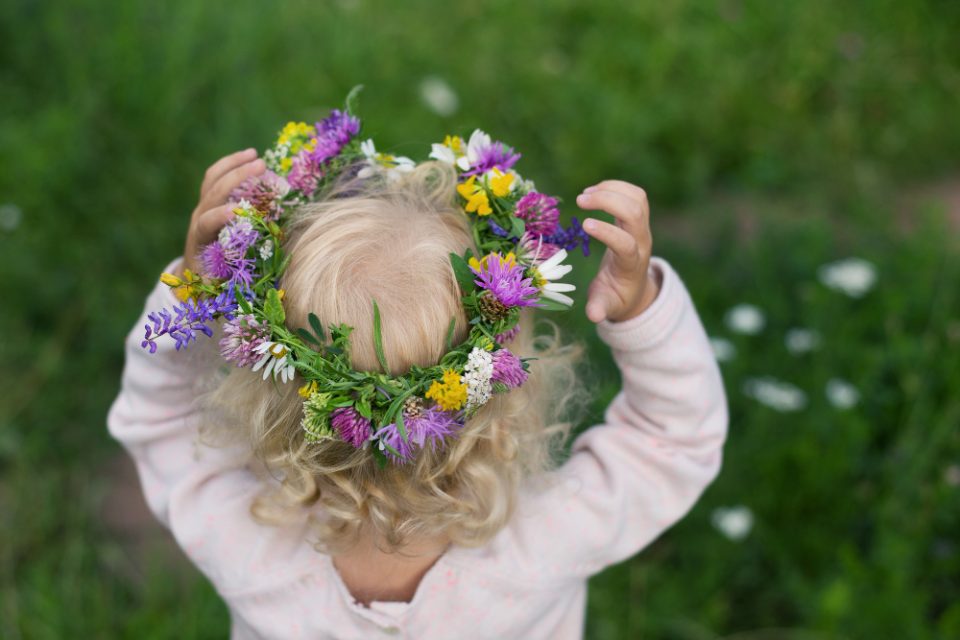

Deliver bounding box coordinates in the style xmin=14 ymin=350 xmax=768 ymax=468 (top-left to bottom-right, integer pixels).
xmin=200 ymin=161 xmax=589 ymax=554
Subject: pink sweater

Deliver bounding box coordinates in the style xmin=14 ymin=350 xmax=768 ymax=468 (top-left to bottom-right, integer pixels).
xmin=107 ymin=256 xmax=727 ymax=640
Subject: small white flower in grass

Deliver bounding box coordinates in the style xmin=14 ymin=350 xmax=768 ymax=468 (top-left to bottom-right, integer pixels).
xmin=944 ymin=464 xmax=960 ymax=487
xmin=259 ymin=238 xmax=274 ymax=261
xmin=725 ymin=304 xmax=765 ymax=335
xmin=825 ymin=378 xmax=860 ymax=409
xmin=711 ymin=506 xmax=754 ymax=541
xmin=252 ymin=342 xmax=296 ymax=383
xmin=785 ymin=327 xmax=821 ymax=355
xmin=418 ymin=76 xmax=459 ymax=117
xmin=0 ymin=203 xmax=22 ymax=232
xmin=534 ymin=248 xmax=576 ymax=306
xmin=743 ymin=377 xmax=807 ymax=412
xmin=463 ymin=347 xmax=494 ymax=411
xmin=819 ymin=257 xmax=877 ymax=298
xmin=709 ymin=337 xmax=736 ymax=363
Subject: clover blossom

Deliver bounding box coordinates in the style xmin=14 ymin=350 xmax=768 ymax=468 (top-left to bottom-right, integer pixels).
xmin=141 ymin=291 xmax=237 ymax=353
xmin=229 ymin=170 xmax=290 ymax=221
xmin=330 ymin=406 xmax=373 ymax=449
xmin=491 ymin=349 xmax=527 ymax=388
xmin=515 ymin=192 xmax=560 ymax=236
xmin=219 ymin=314 xmax=269 ymax=367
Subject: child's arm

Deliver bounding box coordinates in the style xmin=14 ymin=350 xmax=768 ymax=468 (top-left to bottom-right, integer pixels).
xmin=493 ymin=181 xmax=727 ymax=581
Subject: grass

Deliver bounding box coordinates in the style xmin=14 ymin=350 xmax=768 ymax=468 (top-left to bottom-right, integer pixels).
xmin=1 ymin=0 xmax=958 ymax=637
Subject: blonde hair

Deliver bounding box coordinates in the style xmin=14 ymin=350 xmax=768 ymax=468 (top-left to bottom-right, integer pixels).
xmin=201 ymin=161 xmax=588 ymax=554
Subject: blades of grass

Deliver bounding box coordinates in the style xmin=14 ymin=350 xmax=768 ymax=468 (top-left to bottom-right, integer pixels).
xmin=372 ymin=300 xmax=389 ymax=373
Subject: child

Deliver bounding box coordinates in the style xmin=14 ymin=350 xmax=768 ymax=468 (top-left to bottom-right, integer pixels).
xmin=108 ymin=119 xmax=727 ymax=639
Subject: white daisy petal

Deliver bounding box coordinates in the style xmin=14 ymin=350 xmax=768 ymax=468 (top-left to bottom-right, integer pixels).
xmin=544 ymin=282 xmax=576 ymax=293
xmin=542 ymin=290 xmax=574 ymax=306
xmin=429 ymin=144 xmax=456 ymax=164
xmin=538 ymin=248 xmax=568 ymax=273
xmin=252 ymin=352 xmax=272 ymax=372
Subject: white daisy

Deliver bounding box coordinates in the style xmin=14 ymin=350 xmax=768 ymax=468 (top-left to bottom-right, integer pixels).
xmin=818 ymin=257 xmax=877 ymax=298
xmin=457 ymin=129 xmax=491 ymax=172
xmin=357 ymin=139 xmax=415 ymax=182
xmin=534 ymin=248 xmax=576 ymax=306
xmin=428 ymin=143 xmax=457 ymax=165
xmin=252 ymin=341 xmax=296 ymax=383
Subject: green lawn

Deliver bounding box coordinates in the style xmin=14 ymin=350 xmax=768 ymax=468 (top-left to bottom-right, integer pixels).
xmin=2 ymin=1 xmax=959 ymax=637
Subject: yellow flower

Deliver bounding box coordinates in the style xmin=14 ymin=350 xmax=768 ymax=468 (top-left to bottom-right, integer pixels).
xmin=456 ymin=176 xmax=492 ymax=215
xmin=299 ymin=380 xmax=319 ymax=399
xmin=280 ymin=157 xmax=293 ymax=173
xmin=488 ymin=168 xmax=514 ymax=197
xmin=160 ymin=272 xmax=182 ymax=287
xmin=425 ymin=369 xmax=468 ymax=411
xmin=277 ymin=121 xmax=315 ymax=150
xmin=172 ymin=284 xmax=198 ymax=302
xmin=469 ymin=252 xmax=517 ymax=272
xmin=443 ymin=135 xmax=464 ymax=155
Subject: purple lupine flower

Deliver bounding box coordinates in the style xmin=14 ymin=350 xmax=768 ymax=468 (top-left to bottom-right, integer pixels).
xmin=331 ymin=406 xmax=372 ymax=449
xmin=495 ymin=326 xmax=520 ymax=344
xmin=199 ymin=242 xmax=232 ymax=280
xmin=543 ymin=217 xmax=591 ymax=257
xmin=491 ymin=349 xmax=528 ymax=388
xmin=219 ymin=314 xmax=269 ymax=367
xmin=515 ymin=192 xmax=560 ymax=236
xmin=141 ymin=291 xmax=237 ymax=353
xmin=471 ymin=254 xmax=541 ymax=308
xmin=229 ymin=170 xmax=290 ymax=221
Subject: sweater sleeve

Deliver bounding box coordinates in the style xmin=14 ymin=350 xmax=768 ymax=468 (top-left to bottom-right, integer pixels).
xmin=490 ymin=257 xmax=728 ymax=582
xmin=106 ymin=257 xmax=322 ymax=596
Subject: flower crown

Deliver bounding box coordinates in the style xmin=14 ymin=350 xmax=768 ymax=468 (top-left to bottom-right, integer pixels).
xmin=142 ymin=94 xmax=590 ymax=466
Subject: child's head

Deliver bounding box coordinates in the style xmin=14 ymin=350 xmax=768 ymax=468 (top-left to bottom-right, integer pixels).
xmin=204 ymin=161 xmax=586 ymax=553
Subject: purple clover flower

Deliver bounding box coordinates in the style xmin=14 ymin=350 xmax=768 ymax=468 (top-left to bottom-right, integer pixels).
xmin=515 ymin=192 xmax=561 ymax=236
xmin=219 ymin=314 xmax=269 ymax=367
xmin=491 ymin=349 xmax=528 ymax=388
xmin=374 ymin=405 xmax=465 ymax=464
xmin=331 ymin=406 xmax=372 ymax=449
xmin=471 ymin=254 xmax=541 ymax=309
xmin=141 ymin=291 xmax=237 ymax=353
xmin=229 ymin=170 xmax=290 ymax=221
xmin=495 ymin=326 xmax=520 ymax=344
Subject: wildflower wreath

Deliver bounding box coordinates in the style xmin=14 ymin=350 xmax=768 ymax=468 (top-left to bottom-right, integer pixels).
xmin=142 ymin=92 xmax=590 ymax=465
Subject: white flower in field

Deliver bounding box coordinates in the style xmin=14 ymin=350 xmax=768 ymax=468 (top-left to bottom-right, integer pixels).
xmin=785 ymin=327 xmax=821 ymax=355
xmin=418 ymin=76 xmax=459 ymax=117
xmin=709 ymin=337 xmax=736 ymax=362
xmin=825 ymin=378 xmax=860 ymax=409
xmin=818 ymin=257 xmax=877 ymax=298
xmin=725 ymin=304 xmax=765 ymax=335
xmin=944 ymin=464 xmax=960 ymax=487
xmin=0 ymin=203 xmax=22 ymax=231
xmin=711 ymin=505 xmax=754 ymax=541
xmin=743 ymin=377 xmax=807 ymax=412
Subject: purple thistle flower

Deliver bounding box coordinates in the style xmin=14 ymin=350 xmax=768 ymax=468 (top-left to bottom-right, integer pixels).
xmin=491 ymin=349 xmax=528 ymax=388
xmin=463 ymin=142 xmax=521 ymax=177
xmin=515 ymin=192 xmax=561 ymax=236
xmin=219 ymin=314 xmax=269 ymax=367
xmin=331 ymin=407 xmax=373 ymax=449
xmin=543 ymin=216 xmax=591 ymax=257
xmin=229 ymin=170 xmax=290 ymax=221
xmin=495 ymin=326 xmax=520 ymax=344
xmin=199 ymin=242 xmax=232 ymax=280
xmin=141 ymin=291 xmax=237 ymax=353
xmin=471 ymin=254 xmax=541 ymax=309
xmin=219 ymin=218 xmax=260 ymax=255
xmin=374 ymin=405 xmax=465 ymax=464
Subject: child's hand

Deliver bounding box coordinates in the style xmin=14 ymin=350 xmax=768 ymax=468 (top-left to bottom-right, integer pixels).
xmin=179 ymin=148 xmax=265 ymax=275
xmin=577 ymin=180 xmax=659 ymax=324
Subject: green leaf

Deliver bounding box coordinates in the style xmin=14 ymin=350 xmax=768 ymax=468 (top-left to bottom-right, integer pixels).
xmin=233 ymin=286 xmax=252 ymax=314
xmin=345 ymin=84 xmax=364 ymax=114
xmin=264 ymin=288 xmax=286 ymax=325
xmin=445 ymin=316 xmax=457 ymax=350
xmin=509 ymin=215 xmax=526 ymax=239
xmin=372 ymin=300 xmax=389 ymax=373
xmin=308 ymin=313 xmax=326 ymax=341
xmin=395 ymin=410 xmax=408 ymax=444
xmin=296 ymin=328 xmax=320 ymax=346
xmin=450 ymin=253 xmax=476 ymax=292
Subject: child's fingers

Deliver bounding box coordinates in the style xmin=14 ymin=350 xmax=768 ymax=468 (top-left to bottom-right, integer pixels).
xmin=582 ymin=218 xmax=643 ymax=271
xmin=576 ymin=189 xmax=648 ymax=239
xmin=585 ymin=292 xmax=611 ymax=323
xmin=201 ymin=158 xmax=266 ymax=211
xmin=194 ymin=204 xmax=235 ymax=247
xmin=586 ymin=180 xmax=649 ymax=211
xmin=201 ymin=148 xmax=257 ymax=198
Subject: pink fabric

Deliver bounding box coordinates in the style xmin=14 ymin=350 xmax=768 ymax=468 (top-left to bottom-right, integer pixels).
xmin=107 ymin=256 xmax=727 ymax=639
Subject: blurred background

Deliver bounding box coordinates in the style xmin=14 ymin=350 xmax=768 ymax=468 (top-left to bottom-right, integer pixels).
xmin=1 ymin=0 xmax=958 ymax=638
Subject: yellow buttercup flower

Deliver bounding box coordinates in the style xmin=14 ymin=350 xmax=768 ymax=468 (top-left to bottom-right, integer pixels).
xmin=443 ymin=135 xmax=464 ymax=155
xmin=277 ymin=121 xmax=315 ymax=151
xmin=425 ymin=369 xmax=468 ymax=411
xmin=469 ymin=251 xmax=517 ymax=272
xmin=160 ymin=272 xmax=183 ymax=287
xmin=488 ymin=168 xmax=514 ymax=197
xmin=280 ymin=157 xmax=293 ymax=173
xmin=456 ymin=176 xmax=492 ymax=215
xmin=299 ymin=380 xmax=319 ymax=399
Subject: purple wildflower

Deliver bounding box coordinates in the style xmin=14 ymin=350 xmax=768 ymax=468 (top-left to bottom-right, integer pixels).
xmin=471 ymin=254 xmax=541 ymax=308
xmin=197 ymin=217 xmax=262 ymax=289
xmin=219 ymin=218 xmax=260 ymax=255
xmin=141 ymin=291 xmax=237 ymax=353
xmin=219 ymin=314 xmax=269 ymax=367
xmin=515 ymin=192 xmax=560 ymax=236
xmin=199 ymin=242 xmax=232 ymax=280
xmin=487 ymin=219 xmax=513 ymax=239
xmin=543 ymin=217 xmax=591 ymax=257
xmin=491 ymin=349 xmax=528 ymax=388
xmin=495 ymin=326 xmax=520 ymax=344
xmin=229 ymin=170 xmax=290 ymax=221
xmin=285 ymin=110 xmax=361 ymax=196
xmin=331 ymin=407 xmax=373 ymax=449
xmin=519 ymin=232 xmax=562 ymax=264
xmin=463 ymin=142 xmax=521 ymax=177
xmin=374 ymin=405 xmax=465 ymax=464
xmin=316 ymin=109 xmax=361 ymax=143
xmin=286 ymin=153 xmax=321 ymax=195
